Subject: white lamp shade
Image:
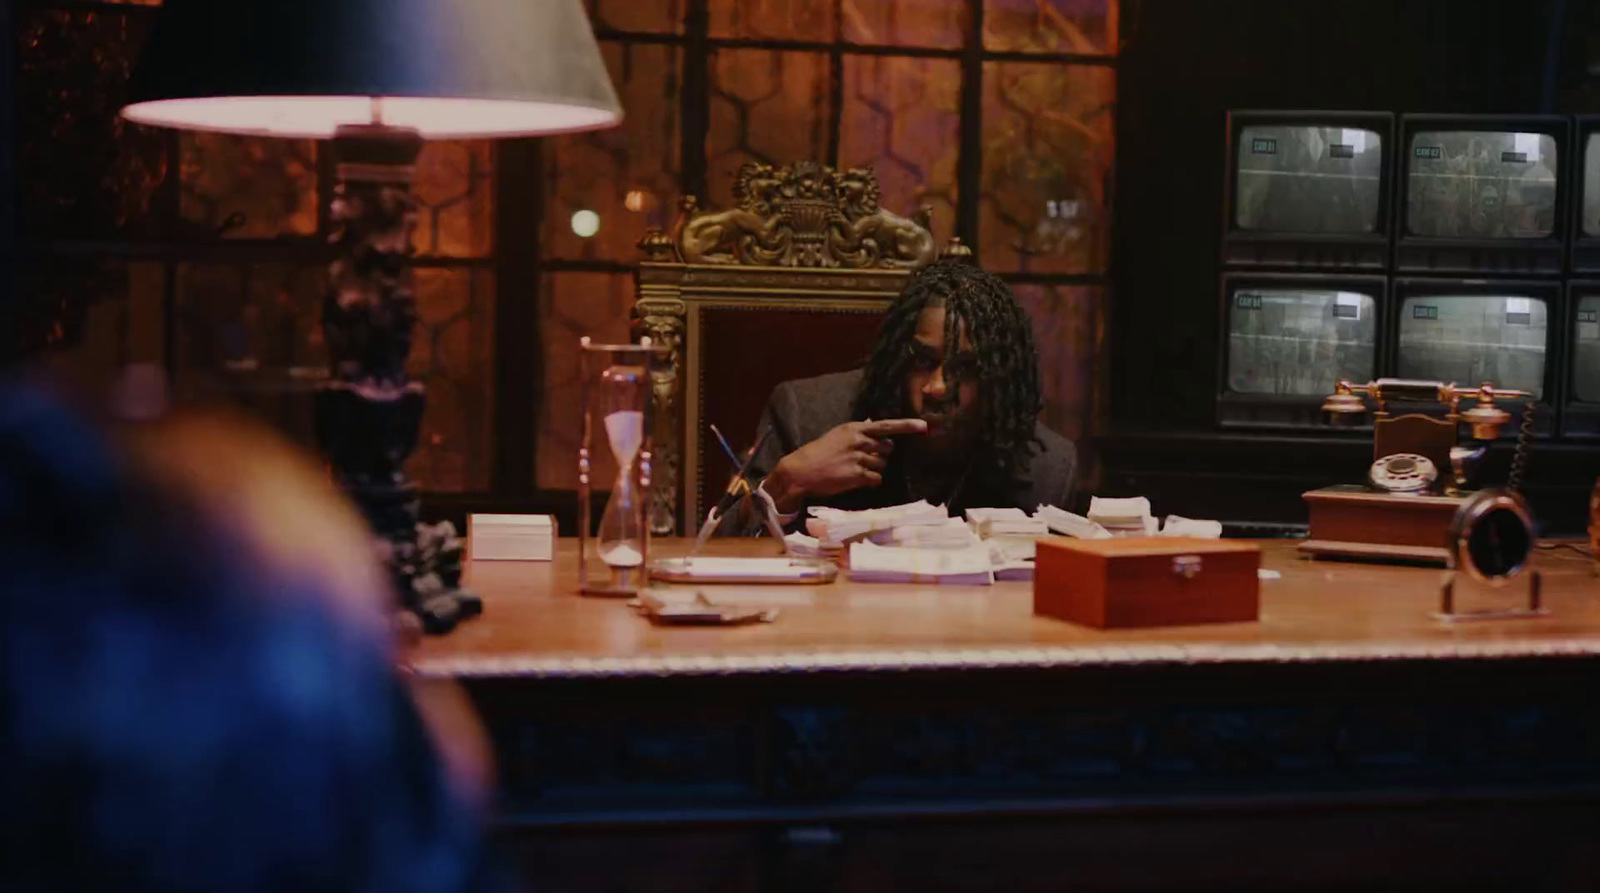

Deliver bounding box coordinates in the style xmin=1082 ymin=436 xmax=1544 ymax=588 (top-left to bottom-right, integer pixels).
xmin=121 ymin=0 xmax=623 ymax=139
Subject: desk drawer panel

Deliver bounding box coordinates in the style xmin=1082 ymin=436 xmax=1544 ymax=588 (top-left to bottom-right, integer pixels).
xmin=495 ymin=709 xmax=762 ymax=808
xmin=506 ymin=831 xmax=760 ymax=893
xmin=471 ymin=662 xmax=1600 ymax=818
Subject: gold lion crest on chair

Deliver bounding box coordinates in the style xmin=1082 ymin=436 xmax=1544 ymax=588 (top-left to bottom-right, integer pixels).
xmin=674 ymin=161 xmax=937 ymax=269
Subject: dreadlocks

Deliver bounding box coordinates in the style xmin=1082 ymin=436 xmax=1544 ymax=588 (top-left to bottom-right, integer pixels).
xmin=852 ymin=259 xmax=1044 ymax=476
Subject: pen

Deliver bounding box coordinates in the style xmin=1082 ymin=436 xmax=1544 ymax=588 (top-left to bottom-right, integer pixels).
xmin=708 ymin=423 xmax=742 ymax=467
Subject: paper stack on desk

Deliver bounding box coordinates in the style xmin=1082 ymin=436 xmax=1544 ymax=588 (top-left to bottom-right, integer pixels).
xmin=1036 ymin=504 xmax=1114 ymax=540
xmin=847 ymin=541 xmax=995 ymax=585
xmin=1088 ymin=496 xmax=1158 ymax=536
xmin=807 ymin=499 xmax=950 ymax=548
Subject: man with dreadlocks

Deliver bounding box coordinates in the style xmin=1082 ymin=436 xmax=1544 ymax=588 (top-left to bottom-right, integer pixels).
xmin=737 ymin=259 xmax=1077 ymax=529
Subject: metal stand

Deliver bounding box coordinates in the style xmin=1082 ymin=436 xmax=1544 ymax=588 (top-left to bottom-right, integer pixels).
xmin=316 ymin=123 xmax=480 ymax=635
xmin=689 ymin=480 xmax=792 ymax=556
xmin=1436 ymin=569 xmax=1544 ymax=623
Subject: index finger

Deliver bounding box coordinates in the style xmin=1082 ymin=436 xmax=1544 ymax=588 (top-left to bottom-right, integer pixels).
xmin=859 ymin=418 xmax=928 ymax=437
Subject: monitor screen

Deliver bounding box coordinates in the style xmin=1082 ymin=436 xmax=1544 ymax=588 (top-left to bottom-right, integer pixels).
xmin=1234 ymin=124 xmax=1383 ymax=234
xmin=1574 ymin=296 xmax=1600 ymax=403
xmin=1396 ymin=294 xmax=1547 ymax=396
xmin=1583 ymin=133 xmax=1600 ymax=237
xmin=1227 ymin=287 xmax=1377 ymax=396
xmin=1406 ymin=130 xmax=1558 ymax=239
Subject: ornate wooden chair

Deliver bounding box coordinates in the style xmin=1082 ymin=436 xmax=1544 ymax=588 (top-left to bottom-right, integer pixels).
xmin=633 ymin=161 xmax=964 ymax=533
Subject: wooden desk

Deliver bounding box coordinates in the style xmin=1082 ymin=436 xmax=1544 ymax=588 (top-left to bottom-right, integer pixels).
xmin=421 ymin=541 xmax=1600 ymax=893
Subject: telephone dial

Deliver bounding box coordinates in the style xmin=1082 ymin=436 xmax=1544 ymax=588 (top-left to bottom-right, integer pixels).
xmin=1367 ymin=453 xmax=1438 ymax=493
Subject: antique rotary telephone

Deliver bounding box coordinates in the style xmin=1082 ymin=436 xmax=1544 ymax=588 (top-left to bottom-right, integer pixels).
xmin=1320 ymin=377 xmax=1537 ymax=496
xmin=1318 ymin=377 xmax=1542 ymax=619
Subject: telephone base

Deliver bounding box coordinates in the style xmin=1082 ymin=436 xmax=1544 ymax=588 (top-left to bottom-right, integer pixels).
xmin=1298 ymin=538 xmax=1449 ymax=565
xmin=1300 ymin=485 xmax=1467 ymax=567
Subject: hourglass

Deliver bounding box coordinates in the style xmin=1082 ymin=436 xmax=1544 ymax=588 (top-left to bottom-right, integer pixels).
xmin=578 ymin=337 xmax=668 ymax=595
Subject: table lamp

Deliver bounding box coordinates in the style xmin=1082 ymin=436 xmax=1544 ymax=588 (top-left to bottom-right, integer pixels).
xmin=121 ymin=0 xmax=622 ymax=633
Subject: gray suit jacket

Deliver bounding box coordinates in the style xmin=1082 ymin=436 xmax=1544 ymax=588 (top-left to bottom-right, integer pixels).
xmin=729 ymin=369 xmax=1078 ymax=533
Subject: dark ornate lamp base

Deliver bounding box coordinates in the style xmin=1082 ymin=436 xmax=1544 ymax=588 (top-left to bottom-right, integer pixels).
xmin=317 ymin=123 xmax=481 ymax=635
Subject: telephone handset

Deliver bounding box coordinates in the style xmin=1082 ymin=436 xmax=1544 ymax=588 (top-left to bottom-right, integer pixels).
xmin=1322 ymin=378 xmax=1537 ymax=496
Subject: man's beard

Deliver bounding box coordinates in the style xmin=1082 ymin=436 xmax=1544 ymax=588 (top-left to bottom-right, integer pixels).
xmin=914 ymin=397 xmax=978 ymax=463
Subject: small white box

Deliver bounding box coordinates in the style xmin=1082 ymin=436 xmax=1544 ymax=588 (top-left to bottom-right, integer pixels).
xmin=468 ymin=513 xmax=556 ymax=561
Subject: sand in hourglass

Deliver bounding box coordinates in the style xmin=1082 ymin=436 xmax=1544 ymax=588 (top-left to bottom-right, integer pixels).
xmin=599 ymin=409 xmax=645 ymax=568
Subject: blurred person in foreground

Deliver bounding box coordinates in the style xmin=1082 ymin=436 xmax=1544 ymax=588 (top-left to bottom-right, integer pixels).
xmin=0 ymin=379 xmax=506 ymax=893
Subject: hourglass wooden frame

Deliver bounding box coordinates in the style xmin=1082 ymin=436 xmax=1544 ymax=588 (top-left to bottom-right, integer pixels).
xmin=577 ymin=337 xmax=669 ymax=596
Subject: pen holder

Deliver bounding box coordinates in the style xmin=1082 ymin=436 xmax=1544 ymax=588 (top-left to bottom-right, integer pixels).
xmin=577 ymin=337 xmax=669 ymax=596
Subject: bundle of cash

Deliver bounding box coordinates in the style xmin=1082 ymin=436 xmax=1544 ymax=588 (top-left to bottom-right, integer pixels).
xmin=1035 ymin=504 xmax=1113 ymax=539
xmin=965 ymin=507 xmax=1029 ymax=524
xmin=846 ymin=541 xmax=996 ymax=585
xmin=887 ymin=517 xmax=979 ymax=549
xmin=1157 ymin=515 xmax=1224 ymax=539
xmin=1087 ymin=496 xmax=1158 ymax=537
xmin=963 ymin=506 xmax=1048 ymax=560
xmin=783 ymin=531 xmax=833 ymax=558
xmin=986 ymin=541 xmax=1035 ymax=581
xmin=806 ymin=499 xmax=950 ymax=547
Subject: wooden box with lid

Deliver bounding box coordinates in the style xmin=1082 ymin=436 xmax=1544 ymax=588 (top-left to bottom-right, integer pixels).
xmin=1034 ymin=536 xmax=1261 ymax=629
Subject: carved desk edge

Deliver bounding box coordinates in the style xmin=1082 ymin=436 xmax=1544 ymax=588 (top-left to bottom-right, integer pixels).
xmin=415 ymin=637 xmax=1600 ymax=681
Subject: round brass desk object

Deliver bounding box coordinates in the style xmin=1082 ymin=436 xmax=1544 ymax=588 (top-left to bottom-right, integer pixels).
xmin=1438 ymin=489 xmax=1542 ymax=621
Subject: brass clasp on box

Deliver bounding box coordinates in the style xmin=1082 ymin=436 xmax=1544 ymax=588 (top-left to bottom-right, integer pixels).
xmin=1172 ymin=555 xmax=1203 ymax=579
xmin=1436 ymin=490 xmax=1545 ymax=622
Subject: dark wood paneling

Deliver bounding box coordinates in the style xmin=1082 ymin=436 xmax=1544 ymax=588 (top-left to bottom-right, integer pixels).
xmin=0 ymin=0 xmax=14 ymax=366
xmin=1108 ymin=0 xmax=1598 ymax=528
xmin=1112 ymin=0 xmax=1559 ymax=431
xmin=493 ymin=139 xmax=543 ymax=496
xmin=471 ymin=657 xmax=1600 ymax=893
xmin=504 ymin=802 xmax=1600 ymax=893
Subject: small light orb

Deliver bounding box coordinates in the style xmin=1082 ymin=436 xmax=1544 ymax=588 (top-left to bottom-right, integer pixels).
xmin=571 ymin=209 xmax=601 ymax=238
xmin=624 ymin=189 xmax=647 ymax=212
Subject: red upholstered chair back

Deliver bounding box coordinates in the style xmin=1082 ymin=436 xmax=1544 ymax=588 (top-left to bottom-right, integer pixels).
xmin=695 ymin=306 xmax=885 ymax=520
xmin=633 ymin=161 xmax=959 ymax=532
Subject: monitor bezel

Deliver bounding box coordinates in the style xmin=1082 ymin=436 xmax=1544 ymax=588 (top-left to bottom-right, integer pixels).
xmin=1222 ymin=110 xmax=1395 ymax=270
xmin=1567 ymin=117 xmax=1600 ymax=273
xmin=1561 ymin=279 xmax=1600 ymax=438
xmin=1388 ymin=277 xmax=1563 ymax=437
xmin=1215 ymin=271 xmax=1390 ymax=429
xmin=1394 ymin=114 xmax=1571 ymax=275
